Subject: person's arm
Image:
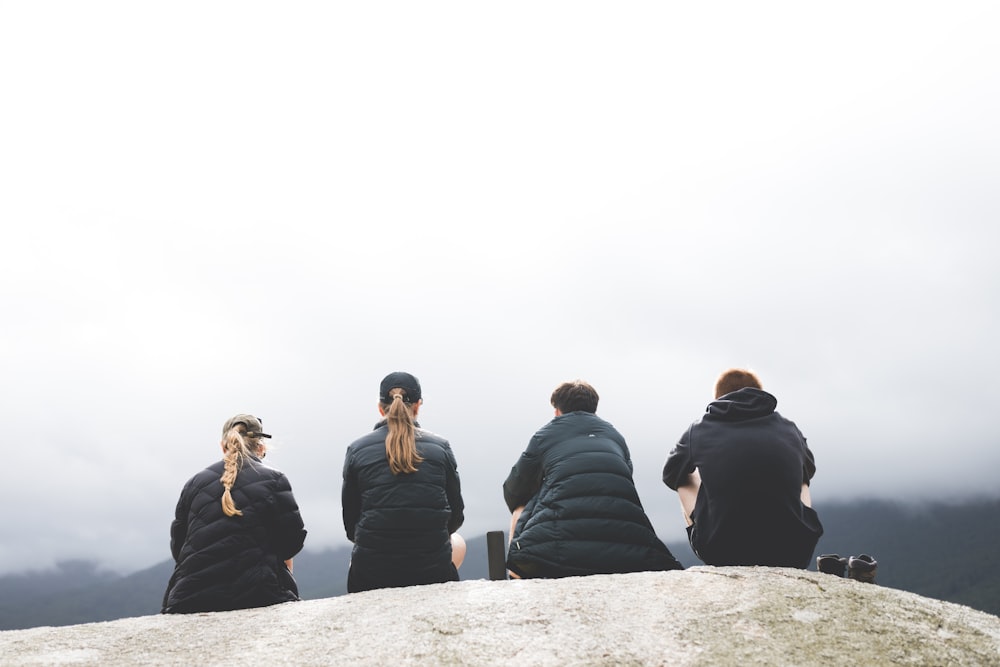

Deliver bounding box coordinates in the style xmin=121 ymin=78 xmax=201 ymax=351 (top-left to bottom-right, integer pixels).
xmin=169 ymin=484 xmax=191 ymax=562
xmin=662 ymin=427 xmax=696 ymax=491
xmin=613 ymin=430 xmax=634 ymax=474
xmin=799 ymin=427 xmax=816 ymax=507
xmin=271 ymin=473 xmax=307 ymax=561
xmin=502 ymin=438 xmax=544 ymax=513
xmin=444 ymin=445 xmax=465 ymax=534
xmin=676 ymin=469 xmax=701 ymax=527
xmin=341 ymin=448 xmax=361 ymax=542
xmin=663 ymin=427 xmax=699 ymax=525
xmin=508 ymin=505 xmax=525 ymax=547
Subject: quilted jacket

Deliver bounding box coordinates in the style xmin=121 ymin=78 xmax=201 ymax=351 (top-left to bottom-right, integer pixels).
xmin=162 ymin=456 xmax=306 ymax=613
xmin=504 ymin=411 xmax=682 ymax=578
xmin=342 ymin=421 xmax=464 ymax=593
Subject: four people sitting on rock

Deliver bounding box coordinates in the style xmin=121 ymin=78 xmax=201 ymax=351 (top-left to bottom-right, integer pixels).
xmin=163 ymin=368 xmax=822 ymax=612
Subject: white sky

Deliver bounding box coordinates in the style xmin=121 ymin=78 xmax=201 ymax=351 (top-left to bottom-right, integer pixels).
xmin=2 ymin=2 xmax=998 ymax=575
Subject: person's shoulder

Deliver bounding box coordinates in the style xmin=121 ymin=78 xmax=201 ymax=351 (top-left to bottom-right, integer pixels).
xmin=344 ymin=425 xmax=403 ymax=469
xmin=258 ymin=463 xmax=298 ymax=492
xmin=190 ymin=460 xmax=224 ymax=482
xmin=588 ymin=412 xmax=620 ymax=432
xmin=177 ymin=461 xmax=223 ymax=497
xmin=530 ymin=415 xmax=562 ymax=441
xmin=251 ymin=459 xmax=289 ymax=479
xmin=416 ymin=429 xmax=455 ymax=458
xmin=347 ymin=426 xmax=388 ymax=451
xmin=529 ymin=412 xmax=599 ymax=445
xmin=416 ymin=428 xmax=449 ymax=445
xmin=770 ymin=411 xmax=806 ymax=434
xmin=558 ymin=411 xmax=609 ymax=432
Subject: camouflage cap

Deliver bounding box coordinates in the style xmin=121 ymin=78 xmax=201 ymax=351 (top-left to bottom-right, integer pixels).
xmin=222 ymin=414 xmax=271 ymax=439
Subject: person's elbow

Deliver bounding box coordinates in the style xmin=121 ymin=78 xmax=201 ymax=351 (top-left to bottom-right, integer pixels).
xmin=502 ymin=480 xmax=529 ymax=513
xmin=662 ymin=456 xmax=695 ymax=490
xmin=662 ymin=466 xmax=681 ymax=491
xmin=343 ymin=516 xmax=357 ymax=542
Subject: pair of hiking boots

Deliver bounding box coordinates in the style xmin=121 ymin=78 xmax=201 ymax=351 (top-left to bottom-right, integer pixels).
xmin=816 ymin=553 xmax=877 ymax=583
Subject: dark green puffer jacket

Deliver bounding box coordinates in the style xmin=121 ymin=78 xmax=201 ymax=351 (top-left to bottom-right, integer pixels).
xmin=503 ymin=412 xmax=682 ymax=578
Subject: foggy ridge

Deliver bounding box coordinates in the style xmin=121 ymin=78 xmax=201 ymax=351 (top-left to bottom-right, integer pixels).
xmin=1 ymin=497 xmax=997 ymax=630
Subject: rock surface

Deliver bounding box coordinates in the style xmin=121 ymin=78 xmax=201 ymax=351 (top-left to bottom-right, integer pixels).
xmin=2 ymin=567 xmax=999 ymax=666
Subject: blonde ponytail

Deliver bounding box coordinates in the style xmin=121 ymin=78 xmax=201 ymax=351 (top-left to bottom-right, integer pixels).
xmin=383 ymin=390 xmax=422 ymax=475
xmin=220 ymin=425 xmax=263 ymax=516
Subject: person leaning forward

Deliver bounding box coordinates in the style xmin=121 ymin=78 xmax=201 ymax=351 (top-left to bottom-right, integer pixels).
xmin=503 ymin=380 xmax=683 ymax=578
xmin=662 ymin=369 xmax=823 ymax=568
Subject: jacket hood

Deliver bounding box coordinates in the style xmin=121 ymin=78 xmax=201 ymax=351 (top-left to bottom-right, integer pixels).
xmin=705 ymin=387 xmax=778 ymax=422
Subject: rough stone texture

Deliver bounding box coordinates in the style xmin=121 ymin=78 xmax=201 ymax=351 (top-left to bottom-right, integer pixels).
xmin=2 ymin=567 xmax=998 ymax=666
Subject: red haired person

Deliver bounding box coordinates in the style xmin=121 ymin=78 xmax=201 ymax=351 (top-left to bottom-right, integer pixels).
xmin=663 ymin=369 xmax=822 ymax=568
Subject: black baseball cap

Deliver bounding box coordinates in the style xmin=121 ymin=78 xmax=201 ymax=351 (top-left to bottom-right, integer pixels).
xmin=379 ymin=371 xmax=422 ymax=404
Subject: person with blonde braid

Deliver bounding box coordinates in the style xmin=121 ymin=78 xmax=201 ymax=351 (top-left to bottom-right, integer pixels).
xmin=342 ymin=372 xmax=465 ymax=593
xmin=162 ymin=414 xmax=307 ymax=613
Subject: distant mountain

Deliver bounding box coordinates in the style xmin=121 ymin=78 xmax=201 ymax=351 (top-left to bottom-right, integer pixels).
xmin=0 ymin=535 xmax=498 ymax=630
xmin=809 ymin=496 xmax=1000 ymax=615
xmin=2 ymin=498 xmax=997 ymax=630
xmin=0 ymin=559 xmax=173 ymax=630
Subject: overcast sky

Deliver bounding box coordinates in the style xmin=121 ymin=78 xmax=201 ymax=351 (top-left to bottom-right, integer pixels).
xmin=2 ymin=2 xmax=998 ymax=576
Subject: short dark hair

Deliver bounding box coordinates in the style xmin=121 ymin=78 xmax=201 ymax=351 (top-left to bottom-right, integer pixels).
xmin=715 ymin=368 xmax=762 ymax=399
xmin=550 ymin=380 xmax=599 ymax=414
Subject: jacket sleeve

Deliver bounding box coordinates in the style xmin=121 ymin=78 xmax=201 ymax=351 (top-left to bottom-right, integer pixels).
xmin=341 ymin=448 xmax=361 ymax=542
xmin=502 ymin=435 xmax=544 ymax=512
xmin=270 ymin=473 xmax=307 ymax=560
xmin=169 ymin=483 xmax=191 ymax=562
xmin=445 ymin=445 xmax=465 ymax=534
xmin=662 ymin=425 xmax=696 ymax=491
xmin=615 ymin=430 xmax=634 ymax=474
xmin=799 ymin=426 xmax=817 ymax=485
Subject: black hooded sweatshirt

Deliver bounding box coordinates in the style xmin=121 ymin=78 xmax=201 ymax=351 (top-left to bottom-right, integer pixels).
xmin=663 ymin=387 xmax=823 ymax=568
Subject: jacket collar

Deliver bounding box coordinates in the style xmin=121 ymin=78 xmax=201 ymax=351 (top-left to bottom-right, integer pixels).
xmin=373 ymin=419 xmax=421 ymax=430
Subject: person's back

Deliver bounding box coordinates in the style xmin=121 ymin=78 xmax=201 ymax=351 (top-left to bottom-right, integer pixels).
xmin=342 ymin=372 xmax=465 ymax=593
xmin=343 ymin=424 xmax=463 ymax=590
xmin=163 ymin=415 xmax=306 ymax=614
xmin=505 ymin=380 xmax=683 ymax=578
xmin=663 ymin=370 xmax=822 ymax=568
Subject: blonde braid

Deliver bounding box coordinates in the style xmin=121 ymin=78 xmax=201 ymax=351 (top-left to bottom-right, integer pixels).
xmin=220 ymin=426 xmax=257 ymax=517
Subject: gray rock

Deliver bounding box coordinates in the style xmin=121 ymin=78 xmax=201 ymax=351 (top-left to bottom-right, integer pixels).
xmin=2 ymin=567 xmax=998 ymax=666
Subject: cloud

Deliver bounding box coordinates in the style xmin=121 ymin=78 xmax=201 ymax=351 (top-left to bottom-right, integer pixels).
xmin=1 ymin=2 xmax=998 ymax=575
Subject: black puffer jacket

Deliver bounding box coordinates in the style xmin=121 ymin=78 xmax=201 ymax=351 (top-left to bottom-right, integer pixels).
xmin=162 ymin=457 xmax=306 ymax=613
xmin=342 ymin=421 xmax=464 ymax=593
xmin=503 ymin=412 xmax=682 ymax=578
